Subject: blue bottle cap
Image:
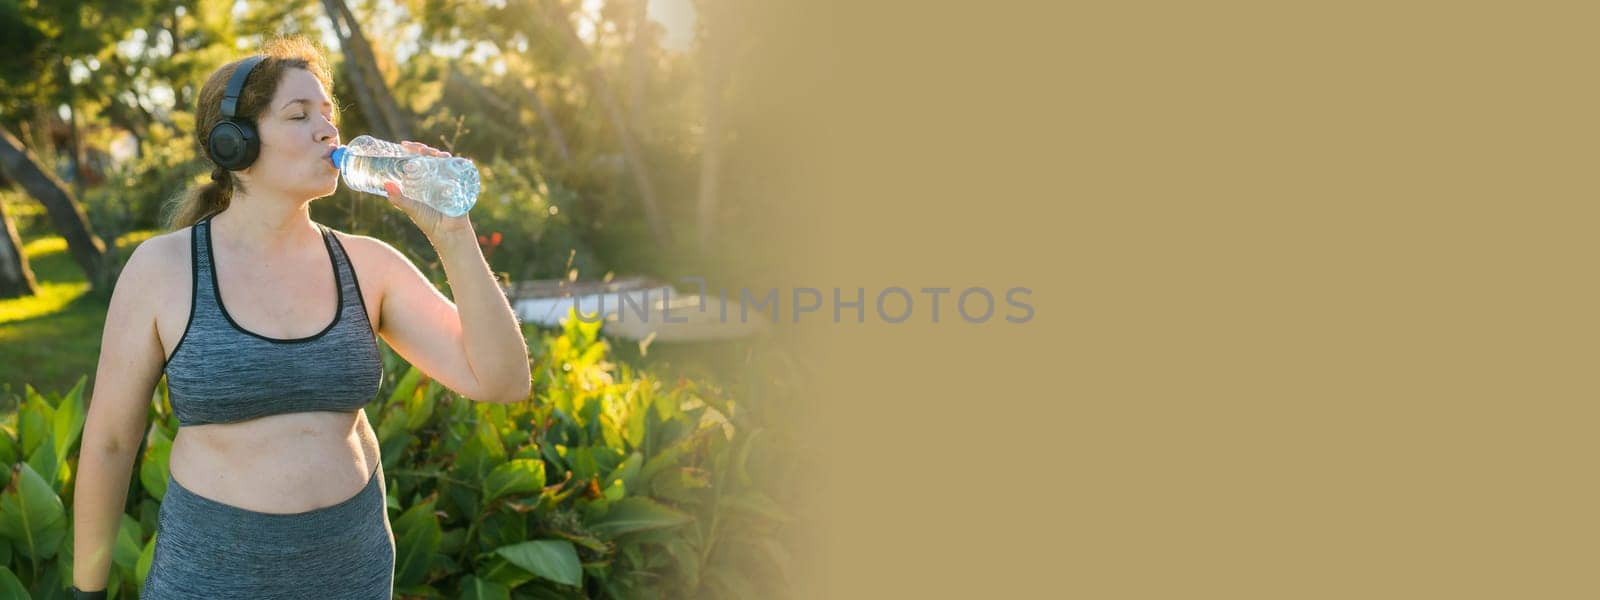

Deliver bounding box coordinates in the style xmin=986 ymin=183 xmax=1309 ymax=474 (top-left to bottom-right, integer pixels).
xmin=329 ymin=146 xmax=346 ymax=169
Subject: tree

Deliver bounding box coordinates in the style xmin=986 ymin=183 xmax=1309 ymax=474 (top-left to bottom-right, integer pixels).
xmin=695 ymin=0 xmax=736 ymax=250
xmin=0 ymin=196 xmax=37 ymax=299
xmin=536 ymin=0 xmax=673 ymax=247
xmin=321 ymin=0 xmax=412 ymax=141
xmin=0 ymin=125 xmax=108 ymax=289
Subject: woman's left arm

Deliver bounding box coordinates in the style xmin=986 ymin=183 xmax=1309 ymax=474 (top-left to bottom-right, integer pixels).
xmin=372 ymin=141 xmax=532 ymax=404
xmin=433 ymin=225 xmax=532 ymax=402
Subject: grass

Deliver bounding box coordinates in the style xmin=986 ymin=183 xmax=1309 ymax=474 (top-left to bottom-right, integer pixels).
xmin=0 ymin=230 xmax=158 ymax=405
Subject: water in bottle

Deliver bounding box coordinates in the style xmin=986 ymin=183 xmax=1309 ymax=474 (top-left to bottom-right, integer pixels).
xmin=330 ymin=135 xmax=481 ymax=217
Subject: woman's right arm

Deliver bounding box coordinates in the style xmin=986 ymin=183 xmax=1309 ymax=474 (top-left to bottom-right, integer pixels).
xmin=72 ymin=240 xmax=167 ymax=593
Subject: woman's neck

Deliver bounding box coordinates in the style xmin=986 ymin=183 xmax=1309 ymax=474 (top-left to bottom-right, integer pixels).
xmin=211 ymin=195 xmax=319 ymax=255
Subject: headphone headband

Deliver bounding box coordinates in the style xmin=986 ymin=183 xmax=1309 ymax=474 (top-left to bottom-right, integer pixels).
xmin=220 ymin=55 xmax=265 ymax=120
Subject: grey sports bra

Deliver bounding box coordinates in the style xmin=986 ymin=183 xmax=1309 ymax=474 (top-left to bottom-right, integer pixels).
xmin=162 ymin=215 xmax=383 ymax=427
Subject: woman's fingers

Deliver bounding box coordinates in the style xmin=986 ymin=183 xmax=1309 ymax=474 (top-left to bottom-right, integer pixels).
xmin=400 ymin=140 xmax=451 ymax=157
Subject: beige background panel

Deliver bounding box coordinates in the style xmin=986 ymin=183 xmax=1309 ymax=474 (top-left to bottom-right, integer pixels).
xmin=733 ymin=1 xmax=1600 ymax=597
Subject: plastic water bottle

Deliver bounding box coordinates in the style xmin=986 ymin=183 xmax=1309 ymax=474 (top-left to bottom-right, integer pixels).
xmin=330 ymin=135 xmax=480 ymax=217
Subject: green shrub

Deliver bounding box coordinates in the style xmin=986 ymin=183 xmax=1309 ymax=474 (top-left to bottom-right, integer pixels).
xmin=0 ymin=312 xmax=794 ymax=598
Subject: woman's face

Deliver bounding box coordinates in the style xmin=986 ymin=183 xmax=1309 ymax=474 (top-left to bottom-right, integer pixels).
xmin=241 ymin=67 xmax=340 ymax=201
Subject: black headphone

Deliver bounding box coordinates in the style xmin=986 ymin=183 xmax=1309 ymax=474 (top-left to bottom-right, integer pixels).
xmin=206 ymin=55 xmax=266 ymax=171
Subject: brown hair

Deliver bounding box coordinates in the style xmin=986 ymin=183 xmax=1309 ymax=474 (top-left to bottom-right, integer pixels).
xmin=164 ymin=36 xmax=338 ymax=231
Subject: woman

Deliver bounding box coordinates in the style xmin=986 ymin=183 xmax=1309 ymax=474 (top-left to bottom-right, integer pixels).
xmin=69 ymin=37 xmax=531 ymax=599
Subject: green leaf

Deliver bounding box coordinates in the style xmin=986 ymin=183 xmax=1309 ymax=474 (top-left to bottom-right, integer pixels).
xmin=18 ymin=387 xmax=52 ymax=459
xmin=733 ymin=428 xmax=765 ymax=487
xmin=50 ymin=377 xmax=87 ymax=464
xmin=139 ymin=426 xmax=172 ymax=502
xmin=567 ymin=447 xmax=598 ymax=482
xmin=0 ymin=566 xmax=27 ymax=600
xmin=437 ymin=528 xmax=467 ymax=556
xmin=394 ymin=500 xmax=441 ymax=587
xmin=483 ymin=459 xmax=545 ymax=504
xmin=588 ymin=497 xmax=691 ymax=538
xmin=432 ymin=553 xmax=463 ymax=577
xmin=607 ymin=452 xmax=642 ymax=493
xmin=726 ymin=490 xmax=793 ymax=524
xmin=547 ymin=528 xmax=608 ymax=554
xmin=639 ymin=428 xmax=711 ymax=484
xmin=478 ymin=556 xmax=536 ymax=590
xmin=503 ymin=429 xmax=531 ymax=451
xmin=30 ymin=560 xmax=64 ymax=599
xmin=393 ymin=497 xmax=436 ymax=537
xmin=494 ymin=539 xmax=582 ymax=587
xmin=136 ymin=532 xmax=157 ymax=585
xmin=602 ymin=478 xmax=625 ymax=502
xmin=0 ymin=428 xmax=19 ymax=468
xmin=548 ymin=386 xmax=573 ymax=417
xmin=0 ymin=462 xmax=68 ymax=560
xmin=395 ymin=583 xmax=441 ymax=596
xmin=379 ymin=432 xmax=417 ymax=473
xmin=650 ymin=465 xmax=711 ymax=505
xmin=457 ymin=574 xmax=510 ymax=600
xmin=377 ymin=407 xmax=411 ymax=442
xmin=24 ymin=441 xmax=58 ymax=495
xmin=406 ymin=380 xmax=438 ymax=431
xmin=479 ymin=511 xmax=529 ymax=556
xmin=663 ymin=539 xmax=700 ymax=589
xmin=454 ymin=420 xmax=507 ymax=483
xmin=113 ymin=514 xmax=143 ymax=571
xmin=625 ymin=393 xmax=647 ymax=449
xmin=387 ymin=366 xmax=424 ymax=409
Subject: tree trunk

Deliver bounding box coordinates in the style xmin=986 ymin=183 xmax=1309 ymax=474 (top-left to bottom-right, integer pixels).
xmin=696 ymin=78 xmax=725 ymax=251
xmin=324 ymin=11 xmax=386 ymax=139
xmin=168 ymin=9 xmax=183 ymax=54
xmin=696 ymin=3 xmax=733 ymax=251
xmin=625 ymin=0 xmax=649 ymax=125
xmin=56 ymin=61 xmax=89 ymax=198
xmin=321 ymin=0 xmax=386 ymax=139
xmin=538 ymin=0 xmax=672 ymax=247
xmin=0 ymin=125 xmax=106 ymax=288
xmin=0 ymin=199 xmax=38 ymax=299
xmin=321 ymin=0 xmax=411 ymax=141
xmin=167 ymin=9 xmax=191 ymax=108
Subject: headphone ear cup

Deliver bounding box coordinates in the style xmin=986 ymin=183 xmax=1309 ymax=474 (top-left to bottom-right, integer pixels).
xmin=207 ymin=120 xmax=260 ymax=171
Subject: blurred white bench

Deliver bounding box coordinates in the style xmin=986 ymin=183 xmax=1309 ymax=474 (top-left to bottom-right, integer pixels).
xmin=507 ymin=276 xmax=765 ymax=342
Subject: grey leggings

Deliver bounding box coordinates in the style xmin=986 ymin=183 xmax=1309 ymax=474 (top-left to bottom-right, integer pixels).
xmin=140 ymin=462 xmax=395 ymax=599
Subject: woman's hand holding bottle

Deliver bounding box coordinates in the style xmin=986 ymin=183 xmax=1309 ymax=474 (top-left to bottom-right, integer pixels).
xmin=381 ymin=140 xmax=474 ymax=240
xmin=329 ymin=135 xmax=481 ymax=241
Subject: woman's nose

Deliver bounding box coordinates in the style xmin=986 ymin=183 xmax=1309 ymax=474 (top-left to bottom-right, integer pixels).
xmin=317 ymin=120 xmax=338 ymax=144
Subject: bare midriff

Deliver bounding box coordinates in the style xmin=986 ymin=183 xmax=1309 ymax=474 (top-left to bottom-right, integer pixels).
xmin=167 ymin=409 xmax=382 ymax=514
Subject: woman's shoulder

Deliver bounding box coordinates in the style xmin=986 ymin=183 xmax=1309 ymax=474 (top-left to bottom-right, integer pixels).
xmin=130 ymin=226 xmax=194 ymax=269
xmin=109 ymin=227 xmax=193 ymax=311
xmin=321 ymin=226 xmax=397 ymax=258
xmin=319 ymin=226 xmax=410 ymax=282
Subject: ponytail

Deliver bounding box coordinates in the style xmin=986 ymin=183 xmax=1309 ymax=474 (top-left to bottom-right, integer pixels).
xmin=163 ymin=166 xmax=235 ymax=231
